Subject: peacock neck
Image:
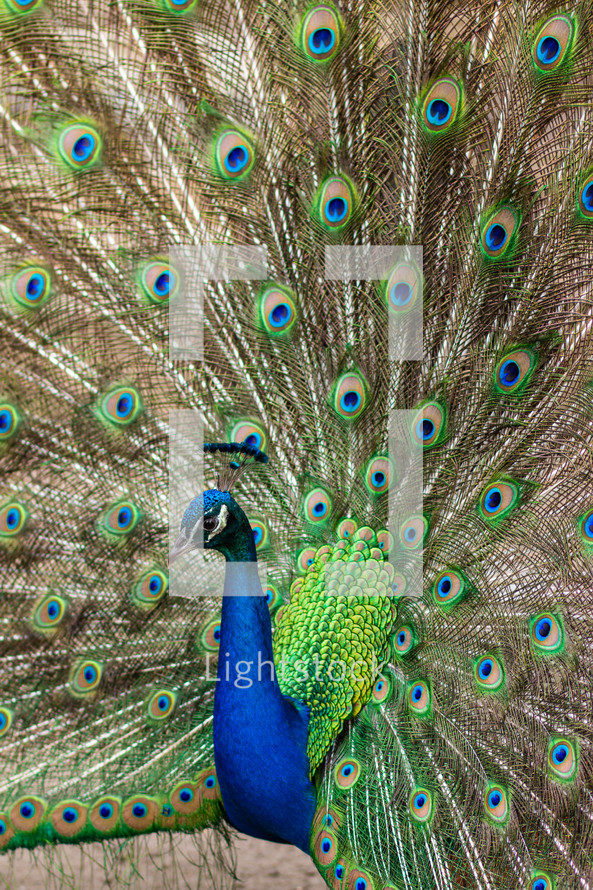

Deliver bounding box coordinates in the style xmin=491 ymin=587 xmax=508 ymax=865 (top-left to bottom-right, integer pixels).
xmin=212 ymin=525 xmax=316 ymax=852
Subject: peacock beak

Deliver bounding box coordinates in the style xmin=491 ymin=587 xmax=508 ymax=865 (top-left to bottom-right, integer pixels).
xmin=169 ymin=529 xmax=193 ymax=565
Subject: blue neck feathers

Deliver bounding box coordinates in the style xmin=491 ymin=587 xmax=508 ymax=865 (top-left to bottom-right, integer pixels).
xmin=212 ymin=515 xmax=316 ymax=852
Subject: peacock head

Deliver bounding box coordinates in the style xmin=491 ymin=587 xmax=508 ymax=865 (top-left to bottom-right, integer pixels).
xmin=169 ymin=489 xmax=257 ymax=563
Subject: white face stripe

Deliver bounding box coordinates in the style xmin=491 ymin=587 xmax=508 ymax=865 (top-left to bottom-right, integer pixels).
xmin=190 ymin=502 xmax=230 ymax=544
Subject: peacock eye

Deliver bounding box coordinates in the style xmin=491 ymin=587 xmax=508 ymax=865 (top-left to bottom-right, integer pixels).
xmin=203 ymin=516 xmax=217 ymax=532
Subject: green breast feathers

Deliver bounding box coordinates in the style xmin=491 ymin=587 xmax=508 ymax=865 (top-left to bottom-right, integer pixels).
xmin=273 ymin=523 xmax=396 ymax=772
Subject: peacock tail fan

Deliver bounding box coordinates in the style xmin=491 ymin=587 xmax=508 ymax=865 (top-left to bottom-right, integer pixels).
xmin=1 ymin=0 xmax=593 ymax=888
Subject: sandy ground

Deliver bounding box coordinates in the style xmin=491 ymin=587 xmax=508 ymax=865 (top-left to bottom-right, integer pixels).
xmin=0 ymin=832 xmax=327 ymax=890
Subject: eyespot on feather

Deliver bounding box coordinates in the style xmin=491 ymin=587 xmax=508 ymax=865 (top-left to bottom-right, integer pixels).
xmin=196 ymin=768 xmax=220 ymax=800
xmin=337 ymin=518 xmax=358 ymax=539
xmin=484 ymin=785 xmax=509 ymax=823
xmin=249 ymin=516 xmax=269 ymax=550
xmin=421 ymin=78 xmax=461 ymax=132
xmin=10 ymin=266 xmax=52 ymax=309
xmin=297 ymin=547 xmax=317 ymax=573
xmin=10 ymin=797 xmax=46 ymax=831
xmin=411 ymin=401 xmax=446 ymax=448
xmin=346 ymin=866 xmax=375 ymax=890
xmin=57 ymin=123 xmax=102 ymax=170
xmin=199 ymin=616 xmax=222 ymax=652
xmin=317 ymin=177 xmax=355 ymax=230
xmin=548 ymin=738 xmax=577 ymax=780
xmin=329 ymin=860 xmax=348 ymax=890
xmin=312 ymin=805 xmax=343 ymax=832
xmin=70 ymin=660 xmax=102 ymax=697
xmin=474 ymin=655 xmax=504 ymax=691
xmin=393 ymin=625 xmax=415 ymax=656
xmin=332 ymin=371 xmax=367 ymax=419
xmin=160 ymin=0 xmax=198 ymax=13
xmin=89 ymin=797 xmax=120 ymax=833
xmin=384 ymin=260 xmax=421 ymax=313
xmin=214 ymin=129 xmax=254 ymax=179
xmin=32 ymin=593 xmax=68 ymax=634
xmin=409 ymin=788 xmax=433 ymax=823
xmin=50 ymin=801 xmax=87 ymax=837
xmin=532 ymin=14 xmax=574 ymax=72
xmin=478 ymin=480 xmax=519 ymax=521
xmin=578 ymin=172 xmax=593 ymax=218
xmin=122 ymin=796 xmax=158 ymax=831
xmin=0 ymin=707 xmax=13 ymax=738
xmin=530 ymin=613 xmax=563 ymax=654
xmin=432 ymin=570 xmax=467 ymax=608
xmin=301 ymin=6 xmax=341 ymax=62
xmin=0 ymin=403 xmax=20 ymax=441
xmin=264 ymin=583 xmax=283 ymax=611
xmin=100 ymin=500 xmax=141 ymax=536
xmin=334 ymin=759 xmax=361 ymax=790
xmin=132 ymin=569 xmax=168 ymax=610
xmin=364 ymin=457 xmax=394 ymax=495
xmin=399 ymin=515 xmax=428 ymax=550
xmin=371 ymin=675 xmax=392 ymax=704
xmin=147 ymin=689 xmax=177 ymax=721
xmin=579 ymin=508 xmax=593 ymax=546
xmin=303 ymin=488 xmax=333 ymax=523
xmin=494 ymin=349 xmax=536 ymax=393
xmin=408 ymin=680 xmax=430 ymax=715
xmin=259 ymin=285 xmax=297 ymax=335
xmin=229 ymin=420 xmax=266 ymax=451
xmin=170 ymin=782 xmax=201 ymax=815
xmin=98 ymin=386 xmax=142 ymax=427
xmin=375 ymin=528 xmax=394 ymax=553
xmin=313 ymin=827 xmax=338 ymax=867
xmin=529 ymin=872 xmax=555 ymax=890
xmin=0 ymin=502 xmax=28 ymax=537
xmin=2 ymin=0 xmax=43 ymax=12
xmin=140 ymin=261 xmax=179 ymax=304
xmin=480 ymin=207 xmax=519 ymax=259
xmin=0 ymin=814 xmax=14 ymax=849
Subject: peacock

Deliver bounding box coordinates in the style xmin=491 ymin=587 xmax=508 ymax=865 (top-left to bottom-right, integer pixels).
xmin=1 ymin=0 xmax=593 ymax=888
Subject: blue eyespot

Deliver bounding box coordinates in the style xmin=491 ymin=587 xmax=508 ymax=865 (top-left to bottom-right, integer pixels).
xmin=0 ymin=819 xmax=6 ymax=835
xmin=252 ymin=526 xmax=263 ymax=545
xmin=20 ymin=803 xmax=34 ymax=819
xmin=415 ymin=793 xmax=426 ymax=808
xmin=389 ymin=281 xmax=413 ymax=307
xmin=325 ymin=197 xmax=348 ymax=223
xmin=25 ymin=273 xmax=45 ymax=301
xmin=535 ymin=618 xmax=551 ymax=641
xmin=99 ymin=803 xmax=113 ymax=819
xmin=335 ymin=864 xmax=344 ymax=879
xmin=224 ymin=146 xmax=248 ymax=174
xmin=116 ymin=394 xmax=133 ymax=418
xmin=484 ymin=487 xmax=502 ymax=512
xmin=485 ymin=224 xmax=507 ymax=251
xmin=312 ymin=501 xmax=327 ymax=517
xmin=437 ymin=576 xmax=451 ymax=597
xmin=158 ymin=696 xmax=169 ymax=711
xmin=479 ymin=659 xmax=493 ymax=679
xmin=73 ymin=134 xmax=96 ymax=161
xmin=63 ymin=807 xmax=78 ymax=823
xmin=537 ymin=35 xmax=561 ymax=64
xmin=397 ymin=631 xmax=406 ymax=645
xmin=154 ymin=272 xmax=170 ymax=297
xmin=412 ymin=684 xmax=423 ymax=701
xmin=341 ymin=764 xmax=353 ymax=777
xmin=499 ymin=360 xmax=520 ymax=386
xmin=355 ymin=879 xmax=368 ymax=890
xmin=553 ymin=744 xmax=568 ymax=764
xmin=426 ymin=98 xmax=452 ymax=126
xmin=405 ymin=527 xmax=417 ymax=543
xmin=7 ymin=509 xmax=19 ymax=529
xmin=488 ymin=790 xmax=501 ymax=808
xmin=84 ymin=666 xmax=97 ymax=683
xmin=371 ymin=471 xmax=385 ymax=487
xmin=322 ymin=813 xmax=334 ymax=826
xmin=149 ymin=576 xmax=162 ymax=594
xmin=309 ymin=27 xmax=335 ymax=55
xmin=270 ymin=303 xmax=292 ymax=327
xmin=340 ymin=390 xmax=361 ymax=413
xmin=179 ymin=788 xmax=193 ymax=803
xmin=205 ymin=776 xmax=217 ymax=788
xmin=118 ymin=506 xmax=132 ymax=528
xmin=581 ymin=182 xmax=593 ymax=212
xmin=133 ymin=803 xmax=147 ymax=818
xmin=321 ymin=837 xmax=333 ymax=854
